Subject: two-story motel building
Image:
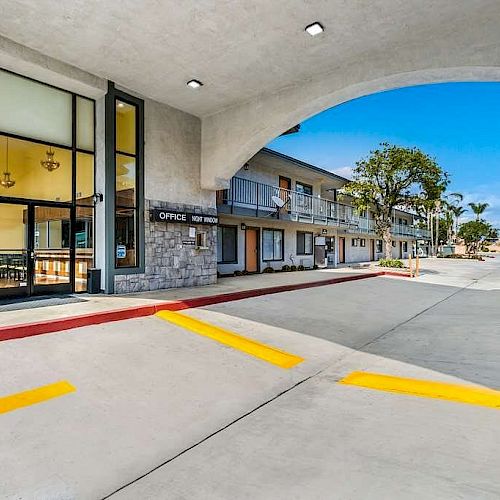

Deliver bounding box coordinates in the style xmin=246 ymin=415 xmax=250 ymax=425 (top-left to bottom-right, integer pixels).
xmin=0 ymin=64 xmax=429 ymax=301
xmin=216 ymin=148 xmax=430 ymax=275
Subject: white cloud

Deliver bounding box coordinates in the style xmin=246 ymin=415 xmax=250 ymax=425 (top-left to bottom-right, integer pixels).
xmin=332 ymin=166 xmax=353 ymax=179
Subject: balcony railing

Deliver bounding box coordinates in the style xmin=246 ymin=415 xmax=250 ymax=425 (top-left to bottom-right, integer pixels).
xmin=217 ymin=177 xmax=431 ymax=239
xmin=353 ymin=219 xmax=431 ymax=239
xmin=217 ymin=177 xmax=358 ymax=226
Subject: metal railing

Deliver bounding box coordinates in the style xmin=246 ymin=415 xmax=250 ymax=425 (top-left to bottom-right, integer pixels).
xmin=352 ymin=219 xmax=430 ymax=239
xmin=217 ymin=177 xmax=430 ymax=238
xmin=217 ymin=177 xmax=357 ymax=225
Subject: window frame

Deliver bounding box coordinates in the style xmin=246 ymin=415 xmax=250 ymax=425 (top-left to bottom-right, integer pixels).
xmin=114 ymin=95 xmax=140 ymax=269
xmin=262 ymin=228 xmax=284 ymax=261
xmin=105 ymin=82 xmax=145 ymax=291
xmin=0 ymin=68 xmax=96 ymax=294
xmin=217 ymin=224 xmax=238 ymax=264
xmin=296 ymin=231 xmax=313 ymax=255
xmin=295 ymin=182 xmax=313 ymax=196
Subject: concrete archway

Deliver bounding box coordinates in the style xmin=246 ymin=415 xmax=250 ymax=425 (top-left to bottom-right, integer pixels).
xmin=201 ymin=64 xmax=500 ymax=190
xmin=201 ymin=66 xmax=500 ymax=189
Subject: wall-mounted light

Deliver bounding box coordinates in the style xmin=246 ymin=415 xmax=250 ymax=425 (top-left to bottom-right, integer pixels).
xmin=92 ymin=192 xmax=104 ymax=204
xmin=241 ymin=223 xmax=247 ymax=230
xmin=243 ymin=162 xmax=250 ymax=171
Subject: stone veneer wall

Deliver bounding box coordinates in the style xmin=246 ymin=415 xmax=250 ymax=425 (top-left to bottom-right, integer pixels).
xmin=114 ymin=200 xmax=217 ymax=293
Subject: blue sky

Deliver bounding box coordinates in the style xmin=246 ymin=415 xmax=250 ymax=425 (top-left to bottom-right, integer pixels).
xmin=267 ymin=83 xmax=500 ymax=227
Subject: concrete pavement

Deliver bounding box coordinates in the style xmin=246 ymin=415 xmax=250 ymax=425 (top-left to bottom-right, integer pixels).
xmin=1 ymin=257 xmax=499 ymax=499
xmin=0 ymin=268 xmax=368 ymax=328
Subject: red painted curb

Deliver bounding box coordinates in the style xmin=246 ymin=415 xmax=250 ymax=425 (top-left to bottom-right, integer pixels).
xmin=0 ymin=270 xmax=410 ymax=342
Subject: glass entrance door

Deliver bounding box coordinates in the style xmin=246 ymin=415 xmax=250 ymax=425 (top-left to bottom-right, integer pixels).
xmin=32 ymin=205 xmax=72 ymax=295
xmin=0 ymin=203 xmax=29 ymax=298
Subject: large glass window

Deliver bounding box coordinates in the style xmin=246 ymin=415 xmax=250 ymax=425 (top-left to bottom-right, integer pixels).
xmin=0 ymin=70 xmax=72 ymax=146
xmin=76 ymin=97 xmax=95 ymax=151
xmin=0 ymin=69 xmax=95 ymax=296
xmin=0 ymin=135 xmax=72 ymax=202
xmin=0 ymin=204 xmax=28 ymax=291
xmin=115 ymin=99 xmax=139 ymax=268
xmin=262 ymin=229 xmax=283 ymax=261
xmin=75 ymin=206 xmax=94 ymax=292
xmin=217 ymin=225 xmax=237 ymax=263
xmin=297 ymin=231 xmax=313 ymax=255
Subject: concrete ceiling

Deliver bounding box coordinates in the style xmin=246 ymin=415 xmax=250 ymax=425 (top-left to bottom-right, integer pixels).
xmin=1 ymin=0 xmax=499 ymax=118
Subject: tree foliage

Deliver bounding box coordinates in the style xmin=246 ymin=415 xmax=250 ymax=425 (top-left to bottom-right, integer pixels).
xmin=468 ymin=202 xmax=489 ymax=221
xmin=342 ymin=143 xmax=448 ymax=258
xmin=458 ymin=219 xmax=497 ymax=254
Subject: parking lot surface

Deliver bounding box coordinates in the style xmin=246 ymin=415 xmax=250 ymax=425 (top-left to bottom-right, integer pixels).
xmin=1 ymin=257 xmax=499 ymax=499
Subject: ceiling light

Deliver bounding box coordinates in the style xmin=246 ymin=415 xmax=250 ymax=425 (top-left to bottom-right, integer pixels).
xmin=1 ymin=138 xmax=15 ymax=189
xmin=117 ymin=102 xmax=125 ymax=108
xmin=305 ymin=22 xmax=324 ymax=36
xmin=187 ymin=79 xmax=203 ymax=89
xmin=40 ymin=146 xmax=60 ymax=172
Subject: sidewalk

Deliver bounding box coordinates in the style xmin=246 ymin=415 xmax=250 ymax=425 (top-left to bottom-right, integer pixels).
xmin=0 ymin=267 xmax=384 ymax=333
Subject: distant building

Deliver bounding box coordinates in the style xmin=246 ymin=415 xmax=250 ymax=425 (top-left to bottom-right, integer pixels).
xmin=216 ymin=148 xmax=430 ymax=275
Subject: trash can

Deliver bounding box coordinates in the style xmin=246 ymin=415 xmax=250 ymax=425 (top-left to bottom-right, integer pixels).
xmin=87 ymin=268 xmax=101 ymax=294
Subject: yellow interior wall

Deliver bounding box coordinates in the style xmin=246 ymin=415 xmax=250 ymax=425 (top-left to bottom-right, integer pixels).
xmin=116 ymin=105 xmax=135 ymax=154
xmin=0 ymin=136 xmax=71 ymax=201
xmin=0 ymin=204 xmax=26 ymax=249
xmin=76 ymin=152 xmax=94 ymax=201
xmin=115 ymin=105 xmax=136 ymax=193
xmin=0 ymin=136 xmax=94 ymax=202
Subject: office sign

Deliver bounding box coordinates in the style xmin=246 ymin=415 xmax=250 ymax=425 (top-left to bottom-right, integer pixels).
xmin=150 ymin=209 xmax=218 ymax=225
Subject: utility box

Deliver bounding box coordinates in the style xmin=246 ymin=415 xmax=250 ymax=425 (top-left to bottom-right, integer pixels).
xmin=441 ymin=245 xmax=455 ymax=257
xmin=87 ymin=268 xmax=101 ymax=294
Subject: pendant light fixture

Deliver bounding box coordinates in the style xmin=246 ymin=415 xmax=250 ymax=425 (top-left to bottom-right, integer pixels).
xmin=1 ymin=138 xmax=16 ymax=189
xmin=40 ymin=146 xmax=60 ymax=172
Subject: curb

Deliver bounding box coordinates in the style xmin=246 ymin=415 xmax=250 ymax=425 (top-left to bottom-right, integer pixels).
xmin=0 ymin=271 xmax=410 ymax=342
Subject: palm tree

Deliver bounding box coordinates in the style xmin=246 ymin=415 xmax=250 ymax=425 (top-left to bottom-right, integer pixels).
xmin=468 ymin=202 xmax=489 ymax=221
xmin=449 ymin=205 xmax=466 ymax=242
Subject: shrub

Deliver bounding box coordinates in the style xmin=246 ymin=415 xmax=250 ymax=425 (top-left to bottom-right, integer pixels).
xmin=297 ymin=265 xmax=305 ymax=271
xmin=290 ymin=265 xmax=297 ymax=271
xmin=313 ymin=264 xmax=318 ymax=270
xmin=281 ymin=265 xmax=291 ymax=272
xmin=242 ymin=270 xmax=249 ymax=275
xmin=379 ymin=258 xmax=404 ymax=268
xmin=262 ymin=267 xmax=275 ymax=273
xmin=234 ymin=270 xmax=243 ymax=276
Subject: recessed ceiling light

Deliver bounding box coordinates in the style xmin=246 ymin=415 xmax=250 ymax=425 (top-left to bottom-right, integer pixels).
xmin=187 ymin=79 xmax=203 ymax=89
xmin=305 ymin=22 xmax=324 ymax=36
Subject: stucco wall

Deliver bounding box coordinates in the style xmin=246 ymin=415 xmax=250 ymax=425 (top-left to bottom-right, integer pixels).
xmin=217 ymin=217 xmax=321 ymax=275
xmin=144 ymin=98 xmax=215 ymax=209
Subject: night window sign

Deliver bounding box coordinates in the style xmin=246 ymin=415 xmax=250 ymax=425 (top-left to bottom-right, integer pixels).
xmin=150 ymin=209 xmax=218 ymax=225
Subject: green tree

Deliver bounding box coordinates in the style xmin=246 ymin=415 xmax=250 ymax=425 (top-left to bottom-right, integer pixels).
xmin=468 ymin=202 xmax=489 ymax=221
xmin=343 ymin=143 xmax=448 ymax=259
xmin=458 ymin=219 xmax=496 ymax=254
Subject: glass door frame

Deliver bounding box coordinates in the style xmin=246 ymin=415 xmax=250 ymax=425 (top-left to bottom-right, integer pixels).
xmin=0 ymin=200 xmax=29 ymax=298
xmin=0 ymin=198 xmax=75 ymax=298
xmin=30 ymin=202 xmax=74 ymax=296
